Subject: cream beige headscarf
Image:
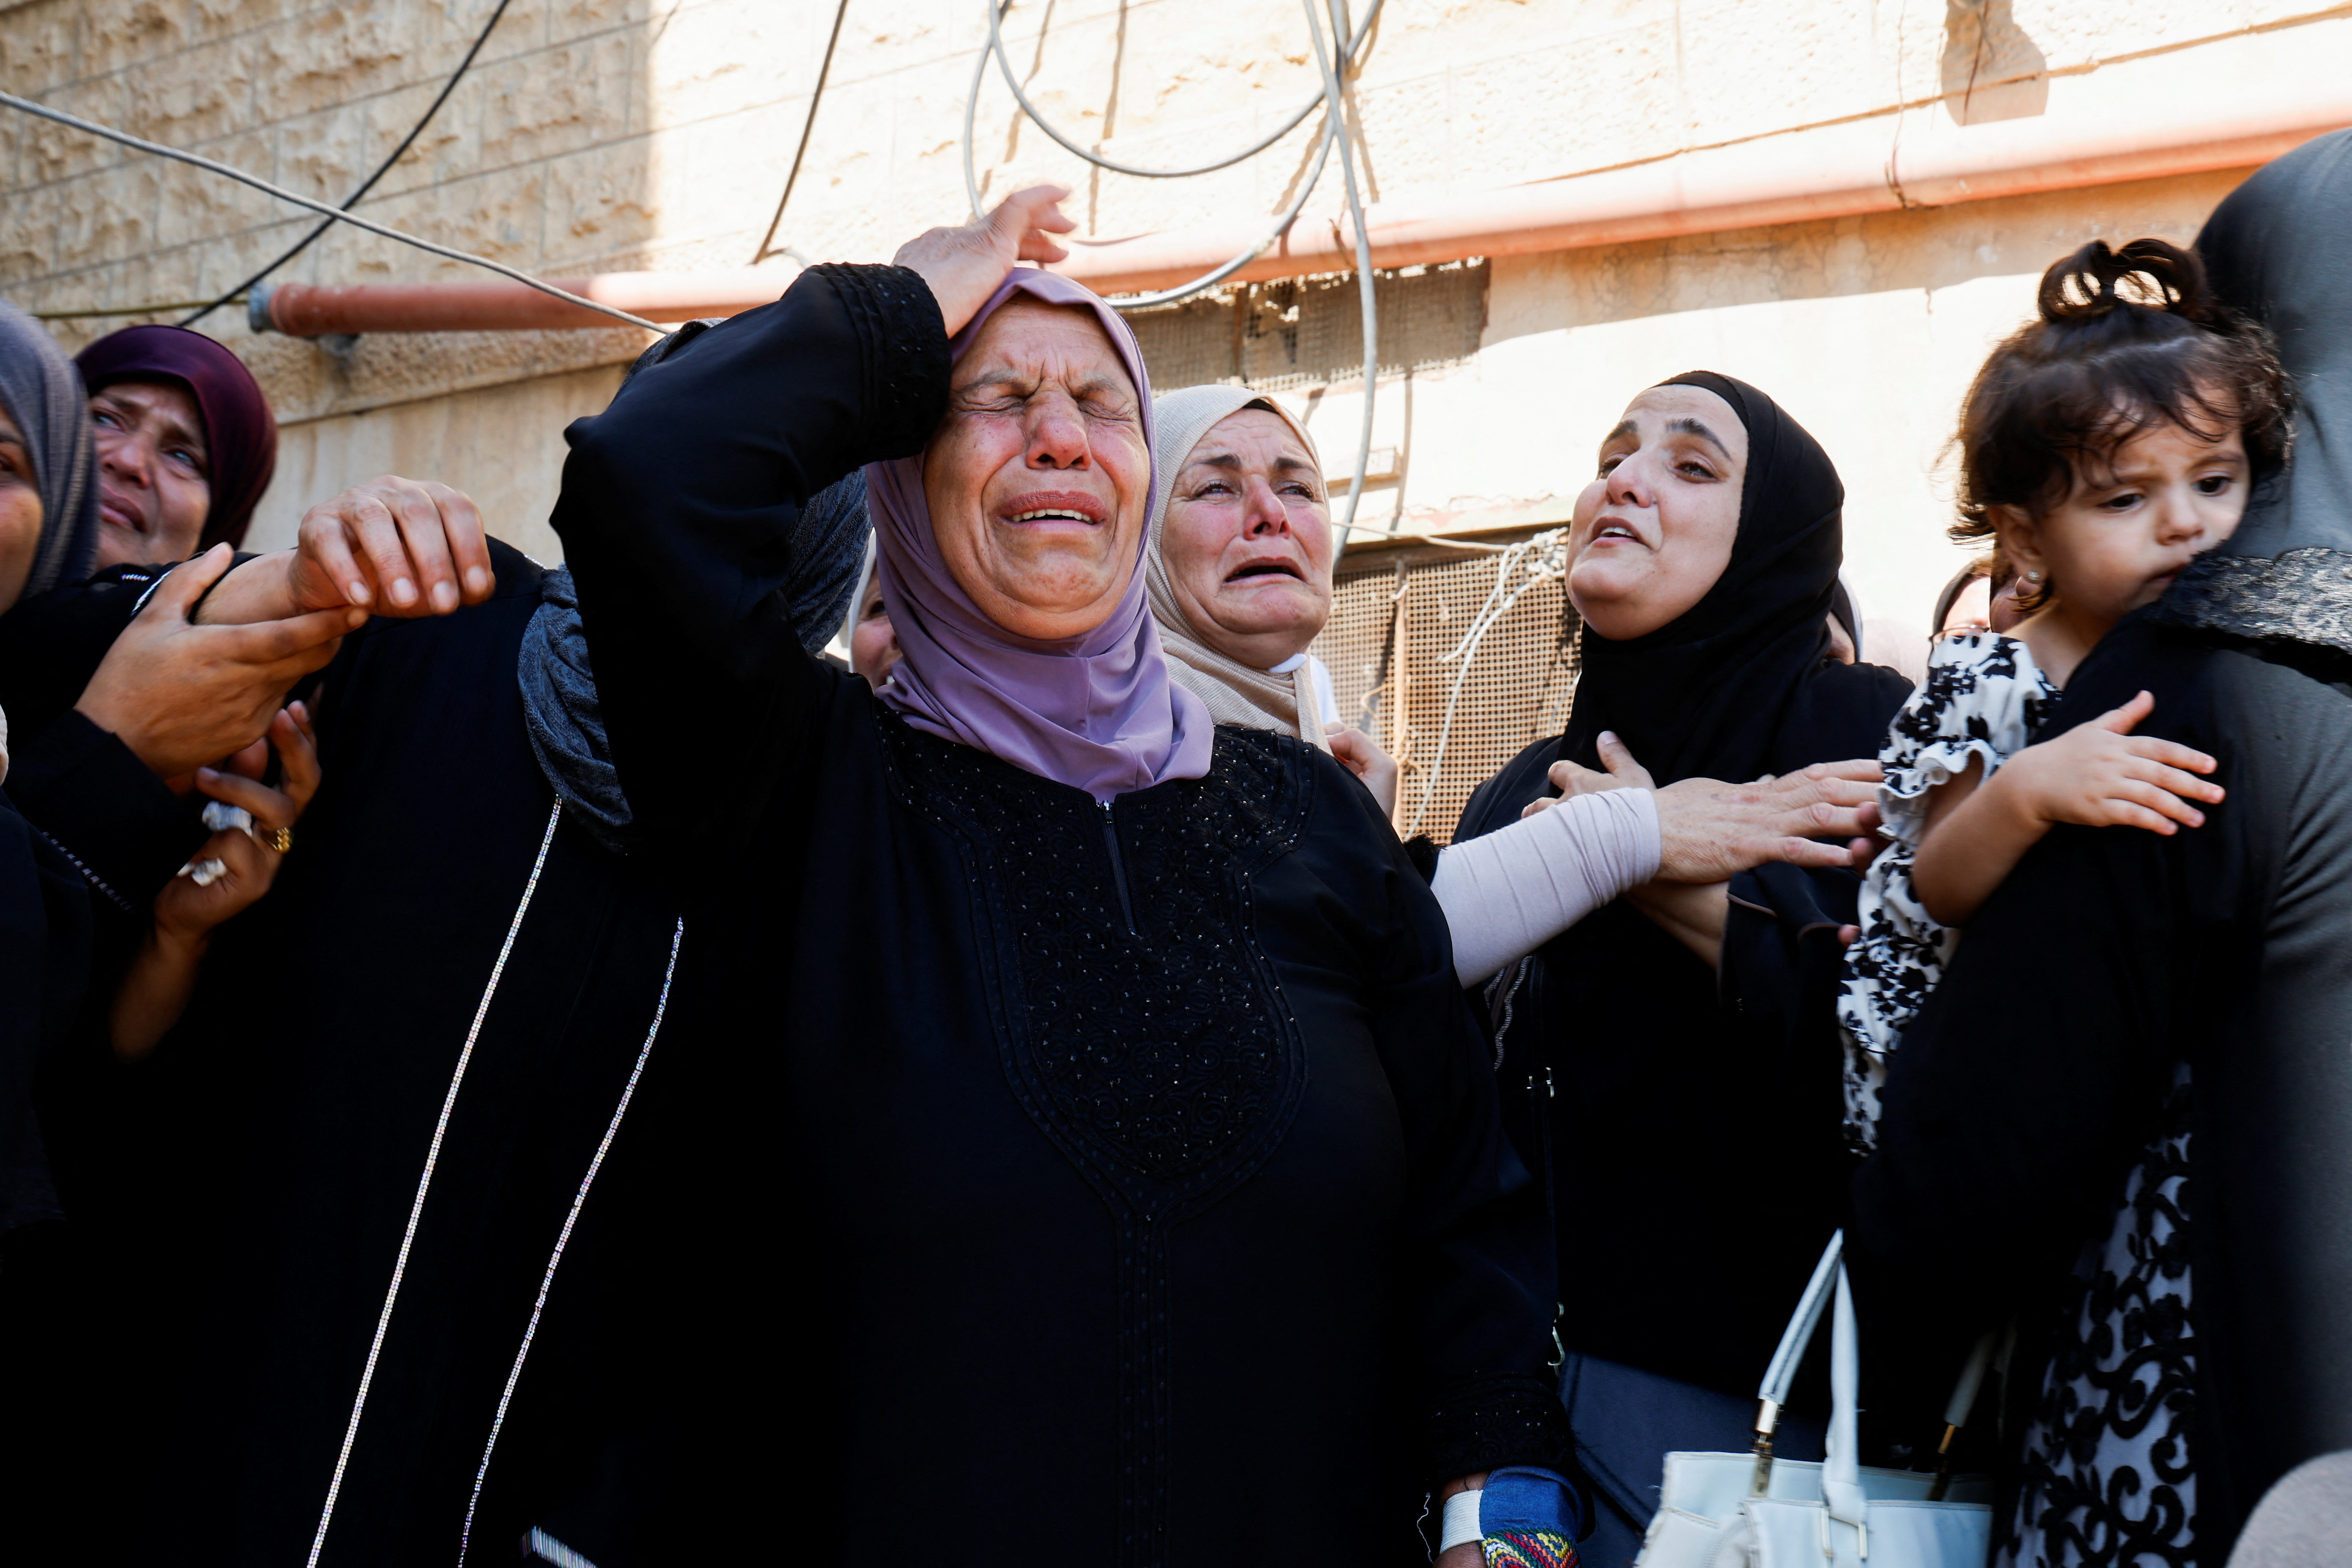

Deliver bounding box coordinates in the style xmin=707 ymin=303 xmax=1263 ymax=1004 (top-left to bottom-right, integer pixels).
xmin=1143 ymin=385 xmax=1336 ymax=750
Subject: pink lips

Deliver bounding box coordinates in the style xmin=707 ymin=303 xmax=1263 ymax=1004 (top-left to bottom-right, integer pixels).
xmin=998 ymin=488 xmax=1108 ymax=527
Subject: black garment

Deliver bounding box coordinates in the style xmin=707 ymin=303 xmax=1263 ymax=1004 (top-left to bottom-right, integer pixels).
xmin=0 ymin=564 xmax=204 ymax=911
xmin=1848 ymin=615 xmax=2352 ymax=1562
xmin=26 ymin=545 xmax=683 ymax=1566
xmin=1851 ymin=128 xmax=2352 ymax=1564
xmin=553 ymin=263 xmax=1566 ymax=1565
xmin=0 ymin=791 xmax=90 ymax=1229
xmin=1456 ymin=375 xmax=1909 ymax=1403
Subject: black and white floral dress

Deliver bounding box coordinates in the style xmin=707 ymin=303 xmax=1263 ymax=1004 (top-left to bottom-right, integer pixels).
xmin=1837 ymin=632 xmax=2199 ymax=1568
xmin=1837 ymin=632 xmax=2060 ymax=1152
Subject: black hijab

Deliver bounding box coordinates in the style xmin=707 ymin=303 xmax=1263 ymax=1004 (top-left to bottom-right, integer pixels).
xmin=2155 ymin=127 xmax=2352 ymax=654
xmin=1463 ymin=372 xmax=1900 ymax=837
xmin=1451 ymin=372 xmax=1911 ymax=1398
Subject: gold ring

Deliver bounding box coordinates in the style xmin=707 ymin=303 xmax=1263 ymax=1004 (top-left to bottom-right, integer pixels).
xmin=262 ymin=825 xmax=293 ymax=855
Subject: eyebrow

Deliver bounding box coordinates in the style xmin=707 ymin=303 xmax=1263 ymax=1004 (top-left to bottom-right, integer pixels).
xmin=1664 ymin=416 xmax=1731 ymax=458
xmin=952 ymin=363 xmax=1135 ymax=402
xmin=1189 ymin=451 xmax=1321 ymax=476
xmin=1599 ymin=416 xmax=1732 ymax=461
xmin=98 ymin=390 xmax=209 ymax=457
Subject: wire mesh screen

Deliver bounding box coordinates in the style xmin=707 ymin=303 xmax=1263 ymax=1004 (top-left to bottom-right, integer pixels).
xmin=1124 ymin=260 xmax=1487 ymax=394
xmin=1312 ymin=528 xmax=1581 ymax=845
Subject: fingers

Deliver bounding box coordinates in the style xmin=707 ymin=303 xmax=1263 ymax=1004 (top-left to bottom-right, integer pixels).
xmin=297 ymin=501 xmax=372 ymax=608
xmin=141 ymin=544 xmax=236 ymax=622
xmin=220 ymin=735 xmax=270 ymax=781
xmin=1800 ymin=758 xmax=1886 ymax=785
xmin=1327 ymin=729 xmax=1371 ymax=778
xmin=2095 ymin=689 xmax=2158 ymax=735
xmin=995 ymin=184 xmax=1075 ymax=263
xmin=426 ymin=481 xmax=495 ymax=603
xmin=2124 ymin=735 xmax=2219 ymax=777
xmin=210 ymin=605 xmax=361 ymax=663
xmin=274 ymin=703 xmax=323 ymax=815
xmin=1519 ymin=797 xmax=1557 ymax=819
xmin=1595 ymin=731 xmax=1656 ymax=789
xmin=344 ymin=484 xmax=424 ymax=611
xmin=192 ymin=766 xmax=298 ymax=831
xmin=1771 ymin=835 xmax=1861 ymax=870
xmin=381 ymin=478 xmax=463 ymax=612
xmin=1773 ymin=772 xmax=1879 ymax=810
xmin=2131 ymin=756 xmax=2224 ymax=806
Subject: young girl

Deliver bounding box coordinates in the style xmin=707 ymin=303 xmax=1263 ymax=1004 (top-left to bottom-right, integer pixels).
xmin=1839 ymin=237 xmax=2293 ymax=1151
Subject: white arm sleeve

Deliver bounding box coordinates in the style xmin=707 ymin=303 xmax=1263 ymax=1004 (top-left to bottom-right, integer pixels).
xmin=1430 ymin=787 xmax=1664 ymax=987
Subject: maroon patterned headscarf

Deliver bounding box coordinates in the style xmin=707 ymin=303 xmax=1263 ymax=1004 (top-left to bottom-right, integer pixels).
xmin=76 ymin=325 xmax=278 ymax=549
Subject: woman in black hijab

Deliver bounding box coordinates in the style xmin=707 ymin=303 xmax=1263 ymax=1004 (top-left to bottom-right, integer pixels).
xmin=1455 ymin=371 xmax=1910 ymax=1565
xmin=1849 ymin=128 xmax=2352 ymax=1567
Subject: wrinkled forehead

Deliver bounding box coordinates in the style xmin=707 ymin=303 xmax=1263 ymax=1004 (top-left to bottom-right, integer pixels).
xmin=956 ymin=297 xmax=1137 ymax=397
xmin=1605 ymin=384 xmax=1747 ymax=466
xmin=93 ymin=375 xmax=209 ymax=443
xmin=1185 ymin=407 xmax=1321 ymax=476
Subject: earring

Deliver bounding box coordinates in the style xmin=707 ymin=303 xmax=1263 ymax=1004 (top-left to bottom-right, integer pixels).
xmin=2024 ymin=570 xmax=2044 ymax=584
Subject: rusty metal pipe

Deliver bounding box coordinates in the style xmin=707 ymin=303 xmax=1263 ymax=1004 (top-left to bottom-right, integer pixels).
xmin=251 ymin=22 xmax=2352 ymax=335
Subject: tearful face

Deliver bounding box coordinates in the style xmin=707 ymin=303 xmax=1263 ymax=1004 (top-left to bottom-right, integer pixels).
xmin=921 ymin=299 xmax=1151 ymax=642
xmin=1567 ymin=385 xmax=1747 ymax=642
xmin=1157 ymin=408 xmax=1333 ymax=669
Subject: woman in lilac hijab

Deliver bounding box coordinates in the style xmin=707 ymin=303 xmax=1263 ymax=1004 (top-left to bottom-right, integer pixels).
xmin=544 ymin=190 xmax=1573 ymax=1566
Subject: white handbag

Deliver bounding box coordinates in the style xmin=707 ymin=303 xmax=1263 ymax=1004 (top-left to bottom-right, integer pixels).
xmin=1632 ymin=1231 xmax=1995 ymax=1568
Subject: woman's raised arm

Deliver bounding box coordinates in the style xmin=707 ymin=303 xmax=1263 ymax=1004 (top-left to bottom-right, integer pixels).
xmin=551 ymin=264 xmax=949 ymax=862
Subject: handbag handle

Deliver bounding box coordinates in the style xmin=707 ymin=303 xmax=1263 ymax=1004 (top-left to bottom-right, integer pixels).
xmin=1748 ymin=1230 xmax=1993 ymax=1507
xmin=1749 ymin=1231 xmax=1843 ymax=1493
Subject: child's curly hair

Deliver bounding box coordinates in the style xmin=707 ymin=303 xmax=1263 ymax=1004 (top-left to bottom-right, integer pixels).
xmin=1952 ymin=237 xmax=2293 ymax=611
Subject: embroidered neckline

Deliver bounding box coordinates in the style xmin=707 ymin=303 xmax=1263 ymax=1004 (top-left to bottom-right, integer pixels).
xmin=2150 ymin=545 xmax=2352 ymax=656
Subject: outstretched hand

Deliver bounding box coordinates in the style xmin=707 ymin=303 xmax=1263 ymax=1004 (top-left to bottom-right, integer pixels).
xmin=1651 ymin=759 xmax=1883 ymax=882
xmin=894 ymin=185 xmax=1078 ymax=338
xmin=1515 ymin=731 xmax=1883 ymax=882
xmin=75 ymin=546 xmax=357 ymax=780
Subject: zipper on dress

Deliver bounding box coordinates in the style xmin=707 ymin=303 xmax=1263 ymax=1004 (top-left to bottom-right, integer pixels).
xmin=1100 ymin=801 xmax=1138 ymax=936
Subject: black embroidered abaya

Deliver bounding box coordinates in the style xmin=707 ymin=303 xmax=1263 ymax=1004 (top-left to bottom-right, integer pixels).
xmin=1850 ymin=128 xmax=2352 ymax=1566
xmin=549 ymin=263 xmax=1567 ymax=1566
xmin=1452 ymin=373 xmax=1910 ymax=1547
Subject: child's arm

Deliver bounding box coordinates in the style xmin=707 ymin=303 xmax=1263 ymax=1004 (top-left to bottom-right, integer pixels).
xmin=1911 ymin=689 xmax=2221 ymax=927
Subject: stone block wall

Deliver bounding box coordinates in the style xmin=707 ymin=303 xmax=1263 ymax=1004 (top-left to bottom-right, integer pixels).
xmin=1 ymin=0 xmax=2343 ymax=624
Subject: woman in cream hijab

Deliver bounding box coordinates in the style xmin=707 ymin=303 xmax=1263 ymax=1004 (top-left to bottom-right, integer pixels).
xmin=1144 ymin=384 xmax=1397 ymax=801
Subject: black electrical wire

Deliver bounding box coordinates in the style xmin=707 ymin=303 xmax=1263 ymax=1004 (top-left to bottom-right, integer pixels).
xmin=178 ymin=0 xmax=516 ymax=328
xmin=752 ymin=0 xmax=853 ymax=264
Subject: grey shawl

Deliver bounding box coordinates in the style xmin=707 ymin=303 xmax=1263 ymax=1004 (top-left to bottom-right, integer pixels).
xmin=2157 ymin=129 xmax=2352 ymax=653
xmin=518 ymin=370 xmax=871 ymax=851
xmin=0 ymin=300 xmax=100 ymax=599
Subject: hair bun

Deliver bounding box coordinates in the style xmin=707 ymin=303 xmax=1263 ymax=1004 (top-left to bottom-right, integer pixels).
xmin=2038 ymin=237 xmax=2213 ymax=325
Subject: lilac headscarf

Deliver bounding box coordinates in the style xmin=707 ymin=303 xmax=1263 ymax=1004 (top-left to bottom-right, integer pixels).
xmin=865 ymin=269 xmax=1212 ymax=800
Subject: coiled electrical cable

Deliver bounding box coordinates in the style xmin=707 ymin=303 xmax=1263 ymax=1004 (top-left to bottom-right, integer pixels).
xmin=962 ymin=0 xmax=1386 ymax=540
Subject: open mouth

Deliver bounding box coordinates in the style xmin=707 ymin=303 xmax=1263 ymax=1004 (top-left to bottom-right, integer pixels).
xmin=1592 ymin=521 xmax=1642 ymax=545
xmin=1226 ymin=560 xmax=1306 ymax=583
xmin=998 ymin=490 xmax=1106 ymax=527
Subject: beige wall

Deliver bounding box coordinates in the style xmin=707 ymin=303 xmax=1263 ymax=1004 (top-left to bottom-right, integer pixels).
xmin=0 ymin=0 xmax=2334 ymax=634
